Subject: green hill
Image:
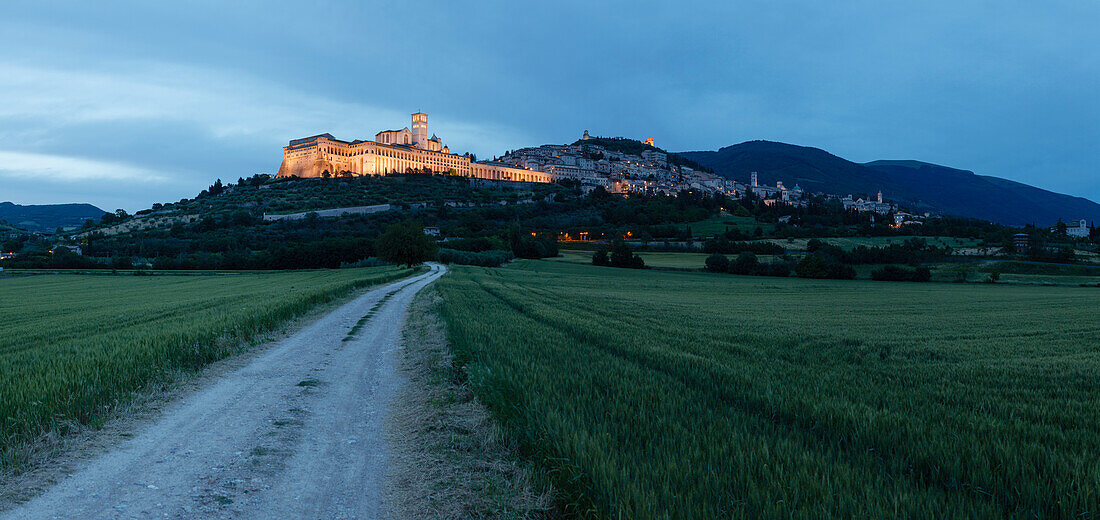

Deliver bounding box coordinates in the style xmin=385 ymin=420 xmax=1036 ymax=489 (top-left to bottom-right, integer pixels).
xmin=680 ymin=141 xmax=1100 ymax=226
xmin=571 ymin=136 xmax=711 ymax=172
xmin=0 ymin=202 xmax=107 ymax=233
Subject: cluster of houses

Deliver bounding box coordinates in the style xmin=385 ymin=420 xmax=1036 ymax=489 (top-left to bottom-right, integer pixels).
xmin=498 ymin=132 xmax=914 ymax=217
xmin=498 ymin=131 xmax=738 ymax=197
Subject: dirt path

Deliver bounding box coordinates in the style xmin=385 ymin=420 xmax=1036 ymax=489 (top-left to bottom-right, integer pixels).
xmin=2 ymin=264 xmax=446 ymax=520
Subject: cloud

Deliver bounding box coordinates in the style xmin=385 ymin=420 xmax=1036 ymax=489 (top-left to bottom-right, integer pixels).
xmin=0 ymin=150 xmax=169 ymax=182
xmin=0 ymin=59 xmax=523 ymax=170
xmin=0 ymin=61 xmax=410 ymax=141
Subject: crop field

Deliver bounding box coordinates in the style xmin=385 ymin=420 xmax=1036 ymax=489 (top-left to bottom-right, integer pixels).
xmin=0 ymin=266 xmax=415 ymax=469
xmin=437 ymin=261 xmax=1100 ymax=519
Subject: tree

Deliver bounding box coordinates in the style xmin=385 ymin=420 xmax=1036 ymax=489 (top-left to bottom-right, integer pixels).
xmin=592 ymin=248 xmax=610 ymax=266
xmin=609 ymin=241 xmax=645 ymax=269
xmin=795 ymin=254 xmax=831 ymax=279
xmin=376 ymin=220 xmax=436 ymax=267
xmin=729 ymin=252 xmax=759 ymax=275
xmin=705 ymin=253 xmax=729 ymax=273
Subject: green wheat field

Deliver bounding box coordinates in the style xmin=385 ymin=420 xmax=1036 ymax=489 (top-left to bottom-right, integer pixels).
xmin=438 ymin=260 xmax=1100 ymax=519
xmin=0 ymin=267 xmax=413 ymax=469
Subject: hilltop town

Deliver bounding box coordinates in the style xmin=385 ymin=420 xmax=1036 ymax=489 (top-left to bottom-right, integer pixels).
xmin=277 ymin=112 xmax=916 ymax=222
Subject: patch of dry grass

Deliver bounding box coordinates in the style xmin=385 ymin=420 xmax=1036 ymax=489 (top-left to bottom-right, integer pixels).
xmin=385 ymin=288 xmax=554 ymax=519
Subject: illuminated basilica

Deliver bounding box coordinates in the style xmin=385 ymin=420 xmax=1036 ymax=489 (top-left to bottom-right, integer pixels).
xmin=276 ymin=112 xmax=552 ymax=183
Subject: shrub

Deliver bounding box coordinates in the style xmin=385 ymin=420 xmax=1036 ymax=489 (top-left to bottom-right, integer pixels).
xmin=513 ymin=234 xmax=559 ymax=259
xmin=377 ymin=220 xmax=437 ymax=267
xmin=796 ymin=254 xmax=855 ymax=280
xmin=592 ymin=248 xmax=610 ymax=267
xmin=872 ymin=265 xmax=911 ymax=282
xmin=609 ymin=241 xmax=645 ymax=269
xmin=729 ymin=252 xmax=759 ymax=275
xmin=872 ymin=265 xmax=934 ymax=282
xmin=445 ymin=236 xmax=505 ymax=252
xmin=828 ymin=263 xmax=857 ymax=280
xmin=763 ymin=260 xmax=793 ymax=277
xmin=438 ymin=248 xmax=513 ymax=267
xmin=795 ymin=254 xmax=830 ymax=279
xmin=339 ymin=257 xmax=389 ymax=269
xmin=705 ymin=254 xmax=729 ymax=273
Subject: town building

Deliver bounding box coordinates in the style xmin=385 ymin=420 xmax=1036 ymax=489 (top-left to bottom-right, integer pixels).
xmin=1013 ymin=233 xmax=1030 ymax=252
xmin=1066 ymin=219 xmax=1090 ymax=238
xmin=276 ymin=113 xmax=546 ymax=183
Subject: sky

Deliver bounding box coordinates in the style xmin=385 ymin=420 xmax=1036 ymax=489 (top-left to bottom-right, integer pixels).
xmin=1 ymin=1 xmax=1098 ymax=212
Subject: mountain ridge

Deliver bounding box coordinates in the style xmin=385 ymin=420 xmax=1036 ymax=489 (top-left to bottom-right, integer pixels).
xmin=0 ymin=202 xmax=107 ymax=233
xmin=679 ymin=141 xmax=1099 ymax=226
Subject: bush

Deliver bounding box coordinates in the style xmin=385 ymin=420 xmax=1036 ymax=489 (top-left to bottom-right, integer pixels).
xmin=609 ymin=241 xmax=645 ymax=269
xmin=729 ymin=252 xmax=759 ymax=275
xmin=828 ymin=263 xmax=857 ymax=280
xmin=377 ymin=220 xmax=437 ymax=267
xmin=445 ymin=236 xmax=506 ymax=252
xmin=592 ymin=248 xmax=610 ymax=267
xmin=795 ymin=254 xmax=830 ymax=279
xmin=796 ymin=254 xmax=855 ymax=280
xmin=438 ymin=248 xmax=513 ymax=267
xmin=703 ymin=238 xmax=785 ymax=255
xmin=871 ymin=265 xmax=911 ymax=281
xmin=871 ymin=265 xmax=933 ymax=282
xmin=762 ymin=260 xmax=793 ymax=277
xmin=339 ymin=257 xmax=389 ymax=269
xmin=705 ymin=254 xmax=729 ymax=273
xmin=512 ymin=234 xmax=559 ymax=259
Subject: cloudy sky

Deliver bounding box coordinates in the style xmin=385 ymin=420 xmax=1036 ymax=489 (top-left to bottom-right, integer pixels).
xmin=1 ymin=1 xmax=1097 ymax=211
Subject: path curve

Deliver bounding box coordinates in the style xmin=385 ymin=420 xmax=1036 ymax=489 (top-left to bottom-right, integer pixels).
xmin=4 ymin=264 xmax=446 ymax=520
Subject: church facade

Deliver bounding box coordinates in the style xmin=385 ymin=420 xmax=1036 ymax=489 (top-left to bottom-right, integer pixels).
xmin=276 ymin=112 xmax=552 ymax=183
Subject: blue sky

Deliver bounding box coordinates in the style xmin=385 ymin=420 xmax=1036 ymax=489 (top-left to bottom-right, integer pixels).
xmin=1 ymin=1 xmax=1097 ymax=211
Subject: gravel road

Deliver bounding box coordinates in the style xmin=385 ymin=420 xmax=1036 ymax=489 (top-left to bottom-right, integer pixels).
xmin=3 ymin=264 xmax=446 ymax=520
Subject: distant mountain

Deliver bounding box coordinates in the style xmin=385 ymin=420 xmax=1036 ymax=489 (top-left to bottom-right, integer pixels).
xmin=0 ymin=202 xmax=107 ymax=233
xmin=680 ymin=141 xmax=1100 ymax=226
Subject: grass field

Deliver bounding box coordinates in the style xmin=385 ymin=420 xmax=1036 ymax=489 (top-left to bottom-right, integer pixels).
xmin=0 ymin=266 xmax=415 ymax=470
xmin=437 ymin=261 xmax=1100 ymax=519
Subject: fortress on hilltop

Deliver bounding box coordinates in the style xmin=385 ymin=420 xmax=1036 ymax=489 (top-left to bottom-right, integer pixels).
xmin=276 ymin=112 xmax=552 ymax=183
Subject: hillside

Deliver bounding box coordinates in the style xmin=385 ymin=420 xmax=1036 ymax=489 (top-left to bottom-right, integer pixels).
xmin=571 ymin=136 xmax=712 ymax=172
xmin=680 ymin=141 xmax=1100 ymax=226
xmin=0 ymin=202 xmax=107 ymax=233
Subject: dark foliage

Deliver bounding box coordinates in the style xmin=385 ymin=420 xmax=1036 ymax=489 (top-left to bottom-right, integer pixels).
xmin=606 ymin=241 xmax=645 ymax=269
xmin=437 ymin=248 xmax=513 ymax=267
xmin=376 ymin=220 xmax=437 ymax=267
xmin=795 ymin=254 xmax=856 ymax=279
xmin=871 ymin=265 xmax=932 ymax=282
xmin=704 ymin=253 xmax=730 ymax=273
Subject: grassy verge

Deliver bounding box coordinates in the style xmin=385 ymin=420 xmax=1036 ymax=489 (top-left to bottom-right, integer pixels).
xmin=385 ymin=287 xmax=553 ymax=519
xmin=0 ymin=266 xmax=418 ymax=473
